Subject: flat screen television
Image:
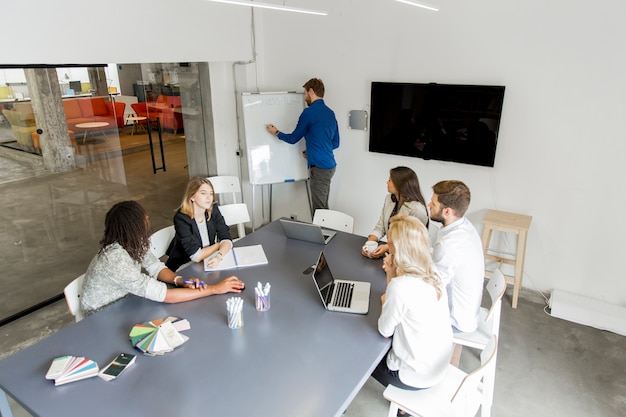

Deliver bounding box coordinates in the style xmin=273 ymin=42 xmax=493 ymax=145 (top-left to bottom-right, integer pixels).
xmin=369 ymin=82 xmax=506 ymax=167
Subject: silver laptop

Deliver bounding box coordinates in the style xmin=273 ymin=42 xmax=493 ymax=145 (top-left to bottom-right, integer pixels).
xmin=279 ymin=218 xmax=337 ymax=244
xmin=310 ymin=251 xmax=370 ymax=314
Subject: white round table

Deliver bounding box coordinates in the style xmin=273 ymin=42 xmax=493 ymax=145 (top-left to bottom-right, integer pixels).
xmin=125 ymin=116 xmax=147 ymax=135
xmin=75 ymin=121 xmax=110 ymax=143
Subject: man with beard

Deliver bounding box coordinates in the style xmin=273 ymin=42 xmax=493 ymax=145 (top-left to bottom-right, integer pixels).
xmin=266 ymin=78 xmax=340 ymax=212
xmin=429 ymin=180 xmax=484 ymax=366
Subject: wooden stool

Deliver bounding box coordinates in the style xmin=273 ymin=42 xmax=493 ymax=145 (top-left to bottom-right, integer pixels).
xmin=481 ymin=210 xmax=532 ymax=309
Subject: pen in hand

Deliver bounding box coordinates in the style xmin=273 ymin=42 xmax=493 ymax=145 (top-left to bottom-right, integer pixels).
xmin=182 ymin=279 xmax=206 ymax=287
xmin=208 ymin=250 xmax=220 ymax=261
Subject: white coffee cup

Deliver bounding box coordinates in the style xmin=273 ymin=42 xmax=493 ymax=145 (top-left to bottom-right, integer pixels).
xmin=364 ymin=241 xmax=378 ymax=253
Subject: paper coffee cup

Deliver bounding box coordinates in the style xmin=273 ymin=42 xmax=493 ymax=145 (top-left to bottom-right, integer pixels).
xmin=364 ymin=241 xmax=378 ymax=252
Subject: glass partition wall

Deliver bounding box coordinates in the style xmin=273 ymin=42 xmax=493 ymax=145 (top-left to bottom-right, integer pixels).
xmin=0 ymin=63 xmax=209 ymax=324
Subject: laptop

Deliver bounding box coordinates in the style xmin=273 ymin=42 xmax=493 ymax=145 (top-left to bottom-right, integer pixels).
xmin=310 ymin=251 xmax=371 ymax=314
xmin=279 ymin=218 xmax=337 ymax=244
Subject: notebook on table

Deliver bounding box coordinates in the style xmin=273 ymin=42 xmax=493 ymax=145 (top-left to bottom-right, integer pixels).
xmin=204 ymin=245 xmax=268 ymax=271
xmin=279 ymin=218 xmax=337 ymax=244
xmin=310 ymin=251 xmax=370 ymax=314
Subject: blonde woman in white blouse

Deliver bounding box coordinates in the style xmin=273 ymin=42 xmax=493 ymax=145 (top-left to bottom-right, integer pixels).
xmin=373 ymin=214 xmax=452 ymax=402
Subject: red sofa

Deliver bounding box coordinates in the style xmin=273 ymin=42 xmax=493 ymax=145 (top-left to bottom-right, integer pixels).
xmin=131 ymin=95 xmax=183 ymax=133
xmin=63 ymin=97 xmax=125 ymax=134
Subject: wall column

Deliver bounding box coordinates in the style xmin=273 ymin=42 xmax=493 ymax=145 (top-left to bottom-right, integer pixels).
xmin=87 ymin=67 xmax=108 ymax=96
xmin=182 ymin=62 xmax=217 ymax=178
xmin=24 ymin=68 xmax=75 ymax=172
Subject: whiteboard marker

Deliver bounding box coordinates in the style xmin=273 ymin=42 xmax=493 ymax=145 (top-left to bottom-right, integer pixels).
xmin=284 ymin=179 xmax=295 ymax=182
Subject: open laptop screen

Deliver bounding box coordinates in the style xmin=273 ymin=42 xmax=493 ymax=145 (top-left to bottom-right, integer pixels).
xmin=313 ymin=252 xmax=334 ymax=303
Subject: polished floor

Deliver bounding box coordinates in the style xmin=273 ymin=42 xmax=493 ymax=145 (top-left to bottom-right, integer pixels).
xmin=0 ymin=132 xmax=624 ymax=416
xmin=0 ymin=129 xmax=189 ymax=320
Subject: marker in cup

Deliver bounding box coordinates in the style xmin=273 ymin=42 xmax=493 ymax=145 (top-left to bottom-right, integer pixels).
xmin=226 ymin=297 xmax=243 ymax=329
xmin=255 ymin=282 xmax=271 ymax=311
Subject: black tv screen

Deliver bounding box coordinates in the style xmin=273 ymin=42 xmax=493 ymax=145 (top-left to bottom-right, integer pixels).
xmin=369 ymin=82 xmax=505 ymax=167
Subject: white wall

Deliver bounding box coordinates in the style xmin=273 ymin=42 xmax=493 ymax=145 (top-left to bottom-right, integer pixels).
xmin=243 ymin=0 xmax=626 ymax=305
xmin=6 ymin=0 xmax=626 ymax=306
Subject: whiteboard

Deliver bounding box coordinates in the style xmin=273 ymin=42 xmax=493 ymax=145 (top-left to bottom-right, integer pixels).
xmin=241 ymin=92 xmax=309 ymax=185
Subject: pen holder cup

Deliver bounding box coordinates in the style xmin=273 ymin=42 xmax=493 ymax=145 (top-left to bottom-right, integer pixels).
xmin=255 ymin=293 xmax=271 ymax=311
xmin=227 ymin=309 xmax=244 ymax=329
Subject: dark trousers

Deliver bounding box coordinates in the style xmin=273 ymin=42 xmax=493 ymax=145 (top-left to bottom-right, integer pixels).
xmin=309 ymin=166 xmax=335 ymax=213
xmin=371 ymin=352 xmax=423 ymax=391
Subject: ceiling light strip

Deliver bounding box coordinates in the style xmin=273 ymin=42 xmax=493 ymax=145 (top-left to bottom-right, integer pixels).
xmin=206 ymin=0 xmax=328 ymax=16
xmin=395 ymin=0 xmax=439 ymax=12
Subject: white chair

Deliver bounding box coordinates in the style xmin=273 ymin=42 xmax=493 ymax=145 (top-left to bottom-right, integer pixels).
xmin=312 ymin=209 xmax=354 ymax=233
xmin=207 ymin=175 xmax=242 ymax=205
xmin=219 ymin=203 xmax=251 ymax=240
xmin=149 ymin=225 xmax=176 ymax=258
xmin=452 ymin=266 xmax=506 ymax=417
xmin=114 ymin=95 xmax=139 ymax=122
xmin=453 ymin=267 xmax=506 ymax=349
xmin=64 ymin=274 xmax=85 ymax=323
xmin=384 ymin=335 xmax=498 ymax=417
xmin=0 ymin=388 xmax=13 ymax=417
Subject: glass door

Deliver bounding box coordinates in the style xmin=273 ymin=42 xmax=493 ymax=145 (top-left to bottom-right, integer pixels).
xmin=0 ymin=62 xmax=210 ymax=323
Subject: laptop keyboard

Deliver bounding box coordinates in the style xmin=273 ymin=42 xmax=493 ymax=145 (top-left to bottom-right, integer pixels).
xmin=332 ymin=282 xmax=354 ymax=308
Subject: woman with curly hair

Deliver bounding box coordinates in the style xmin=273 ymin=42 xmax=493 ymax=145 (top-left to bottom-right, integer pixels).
xmin=80 ymin=200 xmax=244 ymax=317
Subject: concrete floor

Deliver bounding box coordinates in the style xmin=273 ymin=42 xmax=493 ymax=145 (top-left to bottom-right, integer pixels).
xmin=0 ymin=130 xmax=189 ymax=320
xmin=0 ymin=132 xmax=624 ymax=417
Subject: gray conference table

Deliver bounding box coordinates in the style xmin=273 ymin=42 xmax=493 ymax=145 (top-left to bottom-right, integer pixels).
xmin=0 ymin=219 xmax=390 ymax=417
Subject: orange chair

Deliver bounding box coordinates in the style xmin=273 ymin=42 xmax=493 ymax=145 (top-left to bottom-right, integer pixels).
xmin=130 ymin=102 xmax=149 ymax=119
xmin=32 ymin=130 xmax=77 ymax=152
xmin=130 ymin=102 xmax=152 ymax=129
xmin=133 ymin=100 xmax=181 ymax=134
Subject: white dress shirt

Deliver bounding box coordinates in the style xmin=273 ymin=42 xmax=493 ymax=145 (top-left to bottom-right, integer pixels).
xmin=432 ymin=217 xmax=484 ymax=332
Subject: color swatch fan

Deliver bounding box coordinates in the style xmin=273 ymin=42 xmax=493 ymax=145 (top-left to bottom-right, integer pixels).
xmin=129 ymin=317 xmax=190 ymax=356
xmin=45 ymin=355 xmax=99 ymax=386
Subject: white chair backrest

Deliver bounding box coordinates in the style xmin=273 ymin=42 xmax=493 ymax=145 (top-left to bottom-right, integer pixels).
xmin=64 ymin=274 xmax=85 ymax=322
xmin=451 ymin=335 xmax=498 ymax=407
xmin=149 ymin=225 xmax=176 ymax=258
xmin=115 ymin=95 xmax=139 ymax=120
xmin=312 ymin=209 xmax=354 ymax=233
xmin=207 ymin=176 xmax=242 ymax=205
xmin=484 ymin=267 xmax=507 ymax=323
xmin=219 ymin=203 xmax=251 ymax=240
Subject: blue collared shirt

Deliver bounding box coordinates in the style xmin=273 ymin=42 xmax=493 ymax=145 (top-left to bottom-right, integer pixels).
xmin=277 ymin=99 xmax=340 ymax=169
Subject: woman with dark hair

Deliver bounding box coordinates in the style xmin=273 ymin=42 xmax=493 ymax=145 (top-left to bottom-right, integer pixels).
xmin=362 ymin=166 xmax=429 ymax=259
xmin=166 ymin=176 xmax=233 ymax=271
xmin=80 ymin=201 xmax=244 ymax=317
xmin=372 ymin=214 xmax=452 ymax=408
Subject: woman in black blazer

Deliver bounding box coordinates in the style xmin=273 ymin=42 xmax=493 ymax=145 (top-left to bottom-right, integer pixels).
xmin=166 ymin=177 xmax=233 ymax=271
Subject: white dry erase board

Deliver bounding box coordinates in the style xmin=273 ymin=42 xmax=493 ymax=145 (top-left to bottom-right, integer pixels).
xmin=241 ymin=92 xmax=309 ymax=185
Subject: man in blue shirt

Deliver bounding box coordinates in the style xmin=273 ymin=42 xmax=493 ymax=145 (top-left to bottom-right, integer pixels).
xmin=266 ymin=78 xmax=340 ymax=212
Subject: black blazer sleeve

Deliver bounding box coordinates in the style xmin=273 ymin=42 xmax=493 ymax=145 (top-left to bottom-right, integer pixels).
xmin=166 ymin=207 xmax=232 ymax=271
